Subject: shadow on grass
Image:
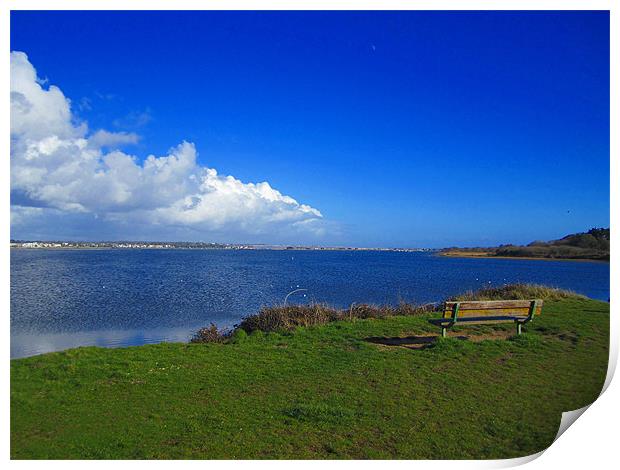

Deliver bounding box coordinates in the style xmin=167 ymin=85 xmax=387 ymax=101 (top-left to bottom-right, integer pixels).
xmin=365 ymin=330 xmax=515 ymax=349
xmin=365 ymin=335 xmax=441 ymax=350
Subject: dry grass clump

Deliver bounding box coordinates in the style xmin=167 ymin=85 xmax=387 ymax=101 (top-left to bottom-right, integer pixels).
xmin=346 ymin=303 xmax=434 ymax=320
xmin=447 ymin=283 xmax=586 ymax=302
xmin=237 ymin=302 xmax=435 ymax=333
xmin=237 ymin=304 xmax=338 ymax=333
xmin=190 ymin=323 xmax=231 ymax=343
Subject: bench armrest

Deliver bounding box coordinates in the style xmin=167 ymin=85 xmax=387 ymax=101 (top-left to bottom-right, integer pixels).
xmin=450 ymin=302 xmax=460 ymax=324
xmin=525 ymin=300 xmax=540 ymax=322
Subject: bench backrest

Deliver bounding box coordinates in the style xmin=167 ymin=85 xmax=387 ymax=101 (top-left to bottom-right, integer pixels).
xmin=442 ymin=299 xmax=543 ymax=319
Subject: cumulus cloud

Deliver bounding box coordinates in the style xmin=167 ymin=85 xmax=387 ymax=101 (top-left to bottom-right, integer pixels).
xmin=89 ymin=130 xmax=140 ymax=148
xmin=10 ymin=51 xmax=325 ymax=241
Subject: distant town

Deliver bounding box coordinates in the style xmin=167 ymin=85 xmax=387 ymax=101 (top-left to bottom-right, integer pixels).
xmin=9 ymin=240 xmax=433 ymax=253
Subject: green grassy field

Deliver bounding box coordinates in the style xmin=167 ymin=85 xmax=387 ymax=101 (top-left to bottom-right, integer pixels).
xmin=11 ymin=297 xmax=609 ymax=459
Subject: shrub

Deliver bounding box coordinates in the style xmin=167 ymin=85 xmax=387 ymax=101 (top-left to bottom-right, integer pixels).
xmin=236 ymin=301 xmax=435 ymax=333
xmin=190 ymin=323 xmax=230 ymax=343
xmin=446 ymin=283 xmax=586 ymax=302
xmin=237 ymin=303 xmax=338 ymax=333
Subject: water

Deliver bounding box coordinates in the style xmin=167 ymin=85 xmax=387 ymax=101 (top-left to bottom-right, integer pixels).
xmin=11 ymin=249 xmax=609 ymax=358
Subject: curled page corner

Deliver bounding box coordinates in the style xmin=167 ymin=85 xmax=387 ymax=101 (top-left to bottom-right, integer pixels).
xmin=554 ymin=404 xmax=591 ymax=443
xmin=491 ymin=404 xmax=593 ymax=468
xmin=494 ymin=449 xmax=545 ymax=468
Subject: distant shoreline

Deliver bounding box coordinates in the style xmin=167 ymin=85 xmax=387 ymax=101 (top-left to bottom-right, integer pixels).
xmin=438 ymin=250 xmax=609 ymax=263
xmin=9 ymin=245 xmax=431 ymax=253
xmin=11 ymin=246 xmax=608 ymax=262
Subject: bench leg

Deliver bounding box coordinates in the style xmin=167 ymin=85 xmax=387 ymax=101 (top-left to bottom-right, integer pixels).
xmin=441 ymin=327 xmax=447 ymax=338
xmin=517 ymin=323 xmax=522 ymax=335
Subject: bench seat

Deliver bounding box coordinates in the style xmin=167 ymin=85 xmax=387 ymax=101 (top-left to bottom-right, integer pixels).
xmin=428 ymin=316 xmax=528 ymax=326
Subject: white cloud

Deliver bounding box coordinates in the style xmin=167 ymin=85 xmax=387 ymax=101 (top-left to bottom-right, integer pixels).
xmin=10 ymin=51 xmax=325 ymax=241
xmin=89 ymin=130 xmax=140 ymax=148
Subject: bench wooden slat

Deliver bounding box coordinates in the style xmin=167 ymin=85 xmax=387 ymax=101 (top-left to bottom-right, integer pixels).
xmin=429 ymin=316 xmax=529 ymax=325
xmin=445 ymin=300 xmax=536 ymax=309
xmin=441 ymin=307 xmax=541 ymax=318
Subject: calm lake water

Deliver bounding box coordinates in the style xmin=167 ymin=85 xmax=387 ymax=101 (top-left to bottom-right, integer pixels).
xmin=11 ymin=249 xmax=610 ymax=358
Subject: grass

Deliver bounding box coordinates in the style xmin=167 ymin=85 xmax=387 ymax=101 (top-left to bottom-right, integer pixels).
xmin=11 ymin=290 xmax=609 ymax=459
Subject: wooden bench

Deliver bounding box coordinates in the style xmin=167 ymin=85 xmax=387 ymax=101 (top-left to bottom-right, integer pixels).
xmin=428 ymin=299 xmax=543 ymax=337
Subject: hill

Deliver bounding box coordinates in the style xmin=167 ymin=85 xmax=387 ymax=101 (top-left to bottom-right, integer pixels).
xmin=441 ymin=228 xmax=609 ymax=261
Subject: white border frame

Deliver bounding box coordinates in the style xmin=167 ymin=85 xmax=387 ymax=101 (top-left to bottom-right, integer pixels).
xmin=1 ymin=1 xmax=616 ymax=468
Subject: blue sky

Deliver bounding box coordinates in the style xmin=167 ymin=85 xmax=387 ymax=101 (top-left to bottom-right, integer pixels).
xmin=10 ymin=11 xmax=609 ymax=247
